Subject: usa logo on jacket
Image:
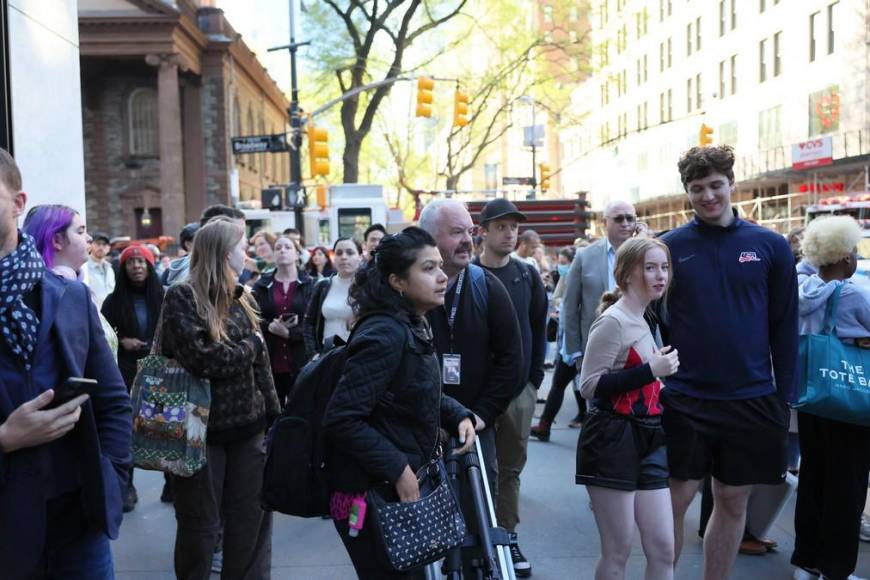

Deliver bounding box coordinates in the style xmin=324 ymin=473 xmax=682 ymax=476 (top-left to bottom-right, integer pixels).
xmin=738 ymin=251 xmax=761 ymax=263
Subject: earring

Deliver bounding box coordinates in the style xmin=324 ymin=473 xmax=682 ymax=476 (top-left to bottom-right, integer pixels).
xmin=399 ymin=289 xmax=405 ymax=297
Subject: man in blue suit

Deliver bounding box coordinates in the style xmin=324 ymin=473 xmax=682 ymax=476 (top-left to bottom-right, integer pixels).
xmin=0 ymin=149 xmax=132 ymax=579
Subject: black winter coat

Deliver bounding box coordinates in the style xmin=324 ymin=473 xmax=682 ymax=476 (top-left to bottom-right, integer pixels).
xmin=251 ymin=271 xmax=314 ymax=376
xmin=323 ymin=312 xmax=473 ymax=492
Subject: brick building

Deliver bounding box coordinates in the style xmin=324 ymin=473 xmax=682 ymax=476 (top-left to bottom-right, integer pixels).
xmin=79 ymin=0 xmax=290 ymax=239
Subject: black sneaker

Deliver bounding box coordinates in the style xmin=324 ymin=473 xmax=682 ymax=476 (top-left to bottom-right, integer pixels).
xmin=122 ymin=484 xmax=138 ymax=513
xmin=509 ymin=532 xmax=531 ymax=577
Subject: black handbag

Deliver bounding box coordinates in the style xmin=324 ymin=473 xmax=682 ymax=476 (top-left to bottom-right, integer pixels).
xmin=368 ymin=457 xmax=466 ymax=572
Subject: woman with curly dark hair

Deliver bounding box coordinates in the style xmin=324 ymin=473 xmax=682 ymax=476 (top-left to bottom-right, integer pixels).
xmin=305 ymin=245 xmax=336 ymax=280
xmin=323 ymin=227 xmax=477 ymax=579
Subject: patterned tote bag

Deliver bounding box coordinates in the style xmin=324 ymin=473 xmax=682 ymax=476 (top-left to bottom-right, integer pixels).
xmin=130 ymin=313 xmax=211 ymax=477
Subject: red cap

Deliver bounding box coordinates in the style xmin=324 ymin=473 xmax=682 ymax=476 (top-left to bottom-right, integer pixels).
xmin=119 ymin=244 xmax=155 ymax=267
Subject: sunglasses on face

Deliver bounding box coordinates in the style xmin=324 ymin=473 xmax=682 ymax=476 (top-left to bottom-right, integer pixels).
xmin=609 ymin=214 xmax=637 ymax=224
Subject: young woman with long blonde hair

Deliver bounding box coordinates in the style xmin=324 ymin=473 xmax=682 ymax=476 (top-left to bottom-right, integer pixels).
xmin=160 ymin=216 xmax=280 ymax=579
xmin=576 ymin=236 xmax=679 ymax=580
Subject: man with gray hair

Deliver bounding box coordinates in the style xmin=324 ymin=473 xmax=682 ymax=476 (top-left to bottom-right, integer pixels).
xmin=419 ymin=199 xmax=524 ymax=573
xmin=551 ymin=200 xmax=638 ymax=430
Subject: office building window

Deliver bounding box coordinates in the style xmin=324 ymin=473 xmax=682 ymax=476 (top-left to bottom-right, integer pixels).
xmin=643 ymin=101 xmax=648 ymax=129
xmin=543 ymin=5 xmax=553 ymax=22
xmin=719 ymin=0 xmax=726 ymax=36
xmin=696 ymin=73 xmax=702 ymax=109
xmin=659 ymin=92 xmax=665 ymax=123
xmin=731 ymin=0 xmax=737 ymax=30
xmin=719 ymin=121 xmax=738 ymax=146
xmin=774 ymin=31 xmax=782 ymax=76
xmin=668 ymin=37 xmax=672 ymax=67
xmin=687 ymin=77 xmax=693 ymax=112
xmin=810 ymin=11 xmax=819 ymax=62
xmin=637 ymin=104 xmax=643 ymax=131
xmin=643 ymin=54 xmax=648 ymax=82
xmin=636 ymin=58 xmax=642 ymax=85
xmin=828 ymin=1 xmax=838 ymax=54
xmin=758 ymin=105 xmax=782 ymax=150
xmin=667 ymin=89 xmax=673 ymax=121
xmin=759 ymin=39 xmax=767 ymax=83
xmin=667 ymin=0 xmax=672 ymax=16
xmin=730 ymin=54 xmax=738 ymax=95
xmin=696 ymin=17 xmax=702 ymax=50
xmin=659 ymin=0 xmax=665 ymax=21
xmin=687 ymin=22 xmax=693 ymax=56
xmin=719 ymin=60 xmax=726 ymax=99
xmin=760 ymin=0 xmax=765 ymax=12
xmin=660 ymin=42 xmax=665 ymax=71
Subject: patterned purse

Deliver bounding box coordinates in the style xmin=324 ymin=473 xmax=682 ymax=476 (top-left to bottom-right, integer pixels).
xmin=130 ymin=313 xmax=211 ymax=477
xmin=368 ymin=457 xmax=466 ymax=572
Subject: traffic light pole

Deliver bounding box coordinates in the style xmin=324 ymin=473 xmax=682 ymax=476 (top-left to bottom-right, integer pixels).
xmin=269 ymin=0 xmax=310 ymax=238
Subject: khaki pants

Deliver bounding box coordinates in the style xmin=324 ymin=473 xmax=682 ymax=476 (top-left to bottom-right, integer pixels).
xmin=495 ymin=383 xmax=537 ymax=532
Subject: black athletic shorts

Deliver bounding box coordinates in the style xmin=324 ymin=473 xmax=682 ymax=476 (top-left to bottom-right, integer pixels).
xmin=575 ymin=409 xmax=668 ymax=491
xmin=660 ymin=388 xmax=789 ymax=486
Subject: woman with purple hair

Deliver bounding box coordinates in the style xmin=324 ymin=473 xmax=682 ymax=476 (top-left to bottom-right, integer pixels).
xmin=23 ymin=204 xmax=118 ymax=357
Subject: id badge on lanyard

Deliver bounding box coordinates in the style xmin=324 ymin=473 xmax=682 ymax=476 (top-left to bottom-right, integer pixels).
xmin=443 ymin=269 xmax=466 ymax=385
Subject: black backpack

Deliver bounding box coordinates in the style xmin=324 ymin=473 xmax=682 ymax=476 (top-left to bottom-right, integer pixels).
xmin=260 ymin=314 xmax=407 ymax=517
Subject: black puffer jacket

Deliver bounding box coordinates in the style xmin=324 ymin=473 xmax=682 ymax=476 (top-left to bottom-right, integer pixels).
xmin=323 ymin=312 xmax=473 ymax=492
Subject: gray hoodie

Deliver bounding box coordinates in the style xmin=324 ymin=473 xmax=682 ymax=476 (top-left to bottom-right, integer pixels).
xmin=162 ymin=255 xmax=190 ymax=287
xmin=798 ymin=274 xmax=870 ymax=340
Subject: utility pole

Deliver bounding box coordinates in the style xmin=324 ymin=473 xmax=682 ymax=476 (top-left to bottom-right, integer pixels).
xmin=269 ymin=0 xmax=310 ymax=237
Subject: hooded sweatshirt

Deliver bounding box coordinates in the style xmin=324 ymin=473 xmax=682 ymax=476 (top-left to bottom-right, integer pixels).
xmin=798 ymin=275 xmax=870 ymax=340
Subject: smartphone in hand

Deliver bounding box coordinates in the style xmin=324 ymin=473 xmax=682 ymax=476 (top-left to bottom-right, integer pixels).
xmin=280 ymin=313 xmax=299 ymax=327
xmin=46 ymin=377 xmax=97 ymax=409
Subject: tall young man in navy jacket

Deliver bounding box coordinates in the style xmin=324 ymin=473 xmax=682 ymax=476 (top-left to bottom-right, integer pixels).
xmin=0 ymin=149 xmax=132 ymax=579
xmin=660 ymin=146 xmax=797 ymax=580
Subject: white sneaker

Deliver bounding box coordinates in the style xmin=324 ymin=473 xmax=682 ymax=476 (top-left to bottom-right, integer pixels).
xmin=861 ymin=516 xmax=870 ymax=542
xmin=793 ymin=569 xmax=819 ymax=580
xmin=845 ymin=575 xmax=868 ymax=580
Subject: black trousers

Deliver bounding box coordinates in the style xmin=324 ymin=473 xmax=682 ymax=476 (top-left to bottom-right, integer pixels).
xmin=173 ymin=433 xmax=272 ymax=580
xmin=334 ymin=518 xmax=423 ymax=580
xmin=540 ymin=359 xmax=585 ymax=424
xmin=273 ymin=372 xmax=296 ymax=408
xmin=791 ymin=412 xmax=870 ymax=580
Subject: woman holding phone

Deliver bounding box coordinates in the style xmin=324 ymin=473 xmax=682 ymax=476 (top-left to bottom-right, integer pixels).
xmin=252 ymin=234 xmax=315 ymax=406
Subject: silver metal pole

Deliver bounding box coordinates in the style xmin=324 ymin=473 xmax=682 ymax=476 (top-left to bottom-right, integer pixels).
xmin=474 ymin=442 xmax=516 ymax=580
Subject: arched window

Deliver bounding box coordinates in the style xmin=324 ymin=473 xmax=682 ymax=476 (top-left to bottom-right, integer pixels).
xmin=128 ymin=88 xmax=159 ymax=157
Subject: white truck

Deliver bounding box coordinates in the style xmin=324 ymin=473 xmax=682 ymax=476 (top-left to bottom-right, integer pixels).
xmin=241 ymin=184 xmax=409 ymax=246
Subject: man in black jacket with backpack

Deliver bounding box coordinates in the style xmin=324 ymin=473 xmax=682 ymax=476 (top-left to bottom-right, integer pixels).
xmin=419 ymin=199 xmax=523 ymax=574
xmin=475 ymin=199 xmax=548 ymax=578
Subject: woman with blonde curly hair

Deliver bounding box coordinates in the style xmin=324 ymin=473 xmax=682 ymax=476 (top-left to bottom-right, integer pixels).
xmin=792 ymin=215 xmax=870 ymax=580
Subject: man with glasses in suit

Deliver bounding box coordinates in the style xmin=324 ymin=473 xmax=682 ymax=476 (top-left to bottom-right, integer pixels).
xmin=560 ymin=201 xmax=639 ymax=424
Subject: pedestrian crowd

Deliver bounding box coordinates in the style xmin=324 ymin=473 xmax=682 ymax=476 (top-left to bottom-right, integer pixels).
xmin=0 ymin=142 xmax=868 ymax=580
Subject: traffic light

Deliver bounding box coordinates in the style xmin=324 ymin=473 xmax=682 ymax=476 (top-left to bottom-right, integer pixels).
xmin=453 ymin=90 xmax=469 ymax=127
xmin=699 ymin=123 xmax=714 ymax=147
xmin=307 ymin=121 xmax=330 ymax=178
xmin=539 ymin=163 xmax=551 ymax=192
xmin=416 ymin=77 xmax=434 ymax=118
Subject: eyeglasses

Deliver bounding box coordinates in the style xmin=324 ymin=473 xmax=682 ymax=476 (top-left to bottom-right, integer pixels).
xmin=608 ymin=214 xmax=637 ymax=224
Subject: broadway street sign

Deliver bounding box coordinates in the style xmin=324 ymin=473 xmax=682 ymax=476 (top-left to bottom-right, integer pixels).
xmin=231 ymin=134 xmax=288 ymax=154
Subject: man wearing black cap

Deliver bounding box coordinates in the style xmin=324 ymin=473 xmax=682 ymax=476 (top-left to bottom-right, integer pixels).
xmin=474 ymin=198 xmax=548 ymax=578
xmin=85 ymin=231 xmax=115 ymax=306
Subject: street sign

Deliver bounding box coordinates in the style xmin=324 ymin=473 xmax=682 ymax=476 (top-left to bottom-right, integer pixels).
xmin=232 ymin=134 xmax=288 ymax=154
xmin=523 ymin=125 xmax=544 ymax=148
xmin=502 ymin=177 xmax=534 ymax=186
xmin=792 ymin=136 xmax=833 ymax=170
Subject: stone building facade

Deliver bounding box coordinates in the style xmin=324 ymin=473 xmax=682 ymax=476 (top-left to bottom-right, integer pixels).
xmin=79 ymin=0 xmax=290 ymax=239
